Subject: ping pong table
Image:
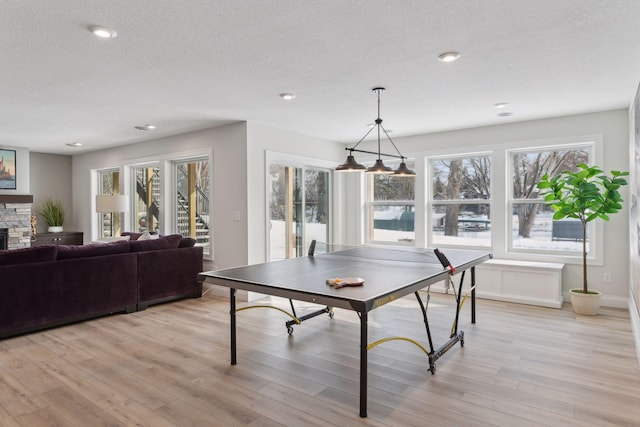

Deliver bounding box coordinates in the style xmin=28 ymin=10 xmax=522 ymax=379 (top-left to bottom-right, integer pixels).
xmin=198 ymin=245 xmax=491 ymax=417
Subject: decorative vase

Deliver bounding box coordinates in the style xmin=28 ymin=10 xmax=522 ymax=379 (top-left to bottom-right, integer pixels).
xmin=569 ymin=289 xmax=602 ymax=315
xmin=48 ymin=226 xmax=64 ymax=233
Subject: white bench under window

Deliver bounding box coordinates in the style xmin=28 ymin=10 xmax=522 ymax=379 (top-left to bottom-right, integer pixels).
xmin=431 ymin=259 xmax=564 ymax=308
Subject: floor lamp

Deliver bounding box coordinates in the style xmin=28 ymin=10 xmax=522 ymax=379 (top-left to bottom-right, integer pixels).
xmin=96 ymin=195 xmax=129 ymax=237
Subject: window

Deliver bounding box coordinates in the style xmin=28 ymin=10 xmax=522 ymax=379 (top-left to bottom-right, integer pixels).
xmin=366 ymin=159 xmax=415 ymax=244
xmin=509 ymin=145 xmax=591 ymax=253
xmin=429 ymin=155 xmax=491 ymax=247
xmin=175 ymin=158 xmax=211 ymax=256
xmin=97 ymin=168 xmax=121 ymax=238
xmin=132 ymin=165 xmax=160 ymax=233
xmin=269 ymin=164 xmax=331 ymax=260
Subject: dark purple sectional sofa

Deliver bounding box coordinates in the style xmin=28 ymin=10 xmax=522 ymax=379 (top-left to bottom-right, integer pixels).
xmin=0 ymin=234 xmax=203 ymax=339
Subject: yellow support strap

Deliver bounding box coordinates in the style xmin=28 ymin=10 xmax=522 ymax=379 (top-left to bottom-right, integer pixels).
xmin=367 ymin=337 xmax=430 ymax=357
xmin=236 ymin=305 xmax=301 ymax=325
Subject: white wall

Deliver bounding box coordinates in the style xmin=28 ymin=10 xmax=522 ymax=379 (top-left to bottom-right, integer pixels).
xmin=351 ymin=109 xmax=630 ymax=306
xmin=71 ymin=121 xmax=344 ymax=270
xmin=72 ymin=123 xmax=249 ymax=270
xmin=54 ymin=108 xmax=634 ymax=306
xmin=29 ymin=153 xmax=73 ymax=233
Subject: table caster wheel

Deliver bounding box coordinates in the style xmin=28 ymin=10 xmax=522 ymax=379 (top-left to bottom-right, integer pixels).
xmin=328 ymin=310 xmax=334 ymax=319
xmin=287 ymin=325 xmax=294 ymax=335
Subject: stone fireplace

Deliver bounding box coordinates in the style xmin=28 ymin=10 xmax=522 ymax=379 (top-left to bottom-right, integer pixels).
xmin=0 ymin=228 xmax=7 ymax=250
xmin=0 ymin=195 xmax=33 ymax=250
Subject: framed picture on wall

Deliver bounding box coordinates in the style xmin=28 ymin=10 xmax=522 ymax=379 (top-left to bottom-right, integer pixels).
xmin=0 ymin=148 xmax=17 ymax=190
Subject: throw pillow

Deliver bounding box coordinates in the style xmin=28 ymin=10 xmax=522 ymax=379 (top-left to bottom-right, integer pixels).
xmin=137 ymin=231 xmax=159 ymax=241
xmin=91 ymin=235 xmax=130 ymax=244
xmin=121 ymin=231 xmax=158 ymax=241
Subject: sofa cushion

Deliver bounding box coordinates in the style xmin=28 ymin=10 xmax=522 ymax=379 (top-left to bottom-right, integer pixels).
xmin=57 ymin=240 xmax=131 ymax=260
xmin=0 ymin=245 xmax=58 ymax=266
xmin=179 ymin=237 xmax=196 ymax=248
xmin=129 ymin=234 xmax=182 ymax=252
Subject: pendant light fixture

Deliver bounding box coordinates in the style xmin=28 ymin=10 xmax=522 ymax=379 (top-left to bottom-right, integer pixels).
xmin=335 ymin=87 xmax=415 ymax=176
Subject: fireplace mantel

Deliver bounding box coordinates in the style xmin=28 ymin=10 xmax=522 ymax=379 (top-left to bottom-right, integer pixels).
xmin=0 ymin=195 xmax=33 ymax=204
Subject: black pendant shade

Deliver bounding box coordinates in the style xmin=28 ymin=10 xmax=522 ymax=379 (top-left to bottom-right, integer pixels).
xmin=335 ymin=152 xmax=367 ymax=171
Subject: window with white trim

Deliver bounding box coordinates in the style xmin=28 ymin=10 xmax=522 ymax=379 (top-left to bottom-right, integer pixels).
xmin=366 ymin=159 xmax=415 ymax=244
xmin=97 ymin=168 xmax=122 ymax=238
xmin=508 ymin=144 xmax=591 ymax=253
xmin=429 ymin=155 xmax=491 ymax=247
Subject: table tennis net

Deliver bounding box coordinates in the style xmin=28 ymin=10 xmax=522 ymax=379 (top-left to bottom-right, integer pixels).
xmin=309 ymin=241 xmax=444 ymax=267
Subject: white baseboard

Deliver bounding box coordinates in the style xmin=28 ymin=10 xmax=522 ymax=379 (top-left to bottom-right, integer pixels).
xmin=570 ymin=293 xmax=629 ymax=309
xmin=629 ymin=294 xmax=640 ymax=366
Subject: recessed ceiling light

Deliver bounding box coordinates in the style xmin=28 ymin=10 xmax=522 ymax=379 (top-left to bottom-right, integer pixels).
xmin=88 ymin=25 xmax=117 ymax=39
xmin=65 ymin=142 xmax=83 ymax=147
xmin=279 ymin=93 xmax=296 ymax=100
xmin=494 ymin=102 xmax=509 ymax=109
xmin=134 ymin=124 xmax=156 ymax=131
xmin=438 ymin=51 xmax=460 ymax=63
xmin=497 ymin=112 xmax=513 ymax=117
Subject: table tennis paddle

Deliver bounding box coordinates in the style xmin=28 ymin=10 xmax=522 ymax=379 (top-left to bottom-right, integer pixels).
xmin=326 ymin=277 xmax=365 ymax=288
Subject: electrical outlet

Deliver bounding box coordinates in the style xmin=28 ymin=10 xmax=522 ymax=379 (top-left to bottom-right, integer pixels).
xmin=603 ymin=272 xmax=612 ymax=283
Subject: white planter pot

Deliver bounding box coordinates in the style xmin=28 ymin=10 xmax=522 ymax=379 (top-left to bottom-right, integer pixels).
xmin=569 ymin=289 xmax=602 ymax=315
xmin=48 ymin=226 xmax=64 ymax=233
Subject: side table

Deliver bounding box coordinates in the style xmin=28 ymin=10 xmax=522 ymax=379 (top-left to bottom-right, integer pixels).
xmin=31 ymin=231 xmax=84 ymax=246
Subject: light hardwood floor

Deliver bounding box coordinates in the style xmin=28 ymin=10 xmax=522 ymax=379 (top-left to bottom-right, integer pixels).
xmin=1 ymin=285 xmax=639 ymax=426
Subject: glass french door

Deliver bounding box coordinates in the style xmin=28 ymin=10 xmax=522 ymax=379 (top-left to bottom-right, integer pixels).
xmin=97 ymin=168 xmax=121 ymax=238
xmin=174 ymin=158 xmax=211 ymax=256
xmin=269 ymin=164 xmax=330 ymax=261
xmin=132 ymin=165 xmax=160 ymax=233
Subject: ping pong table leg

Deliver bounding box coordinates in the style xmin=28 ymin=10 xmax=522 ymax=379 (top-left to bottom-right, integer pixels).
xmin=230 ymin=288 xmax=237 ymax=365
xmin=360 ymin=310 xmax=368 ymax=418
xmin=471 ymin=267 xmax=476 ymax=324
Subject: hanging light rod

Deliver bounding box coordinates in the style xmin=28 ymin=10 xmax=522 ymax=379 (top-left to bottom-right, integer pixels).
xmin=336 ymin=87 xmax=415 ymax=176
xmin=342 ymin=147 xmax=404 ymax=159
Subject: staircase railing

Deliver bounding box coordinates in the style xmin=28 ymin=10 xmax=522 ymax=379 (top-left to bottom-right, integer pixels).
xmin=135 ymin=168 xmax=160 ymax=230
xmin=176 ymin=164 xmax=210 ymax=243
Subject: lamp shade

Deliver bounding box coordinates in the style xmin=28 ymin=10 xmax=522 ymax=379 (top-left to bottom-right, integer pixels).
xmin=96 ymin=195 xmax=129 ymax=213
xmin=365 ymin=159 xmax=394 ymax=174
xmin=392 ymin=161 xmax=416 ymax=176
xmin=336 ymin=154 xmax=367 ymax=172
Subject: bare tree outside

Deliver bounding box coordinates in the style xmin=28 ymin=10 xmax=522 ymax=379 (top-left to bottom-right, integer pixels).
xmin=512 ymin=149 xmax=589 ymax=237
xmin=373 ymin=172 xmax=415 ymax=201
xmin=432 ymin=156 xmax=491 ymax=237
xmin=444 ymin=159 xmax=464 ymax=235
xmin=304 ymin=169 xmax=329 ymax=223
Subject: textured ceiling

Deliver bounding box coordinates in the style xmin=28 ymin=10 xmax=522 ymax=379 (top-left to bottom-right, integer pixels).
xmin=2 ymin=0 xmax=640 ymax=154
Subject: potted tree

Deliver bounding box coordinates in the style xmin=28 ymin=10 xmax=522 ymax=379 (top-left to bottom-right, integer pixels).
xmin=38 ymin=198 xmax=65 ymax=233
xmin=537 ymin=164 xmax=628 ymax=315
